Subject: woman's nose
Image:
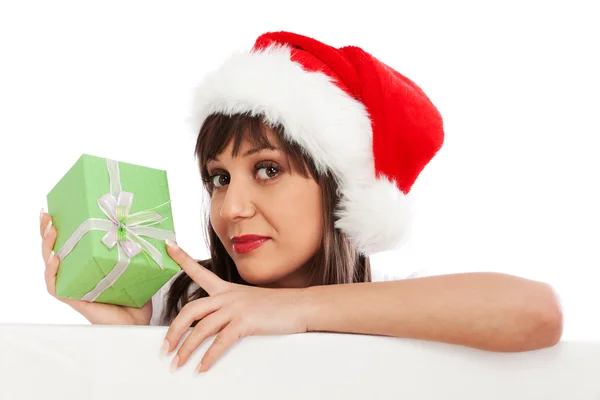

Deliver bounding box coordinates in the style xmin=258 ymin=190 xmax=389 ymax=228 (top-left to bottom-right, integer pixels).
xmin=219 ymin=178 xmax=256 ymax=221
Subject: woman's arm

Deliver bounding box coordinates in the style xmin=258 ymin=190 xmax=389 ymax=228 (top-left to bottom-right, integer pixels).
xmin=161 ymin=244 xmax=565 ymax=371
xmin=302 ymin=272 xmax=563 ymax=352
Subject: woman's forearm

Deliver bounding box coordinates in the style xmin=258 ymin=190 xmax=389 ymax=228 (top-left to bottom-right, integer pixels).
xmin=302 ymin=272 xmax=563 ymax=352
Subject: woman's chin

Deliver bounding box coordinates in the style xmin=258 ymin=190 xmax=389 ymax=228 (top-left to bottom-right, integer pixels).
xmin=236 ymin=265 xmax=280 ymax=286
xmin=240 ymin=274 xmax=280 ymax=287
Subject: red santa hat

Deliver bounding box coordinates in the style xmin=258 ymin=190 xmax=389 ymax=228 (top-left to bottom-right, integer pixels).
xmin=188 ymin=31 xmax=444 ymax=256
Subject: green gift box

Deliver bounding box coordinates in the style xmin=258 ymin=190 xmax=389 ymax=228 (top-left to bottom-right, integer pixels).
xmin=47 ymin=154 xmax=180 ymax=308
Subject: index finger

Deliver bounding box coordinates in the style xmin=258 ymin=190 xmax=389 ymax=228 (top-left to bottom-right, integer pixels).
xmin=165 ymin=240 xmax=226 ymax=296
xmin=40 ymin=210 xmax=53 ymax=238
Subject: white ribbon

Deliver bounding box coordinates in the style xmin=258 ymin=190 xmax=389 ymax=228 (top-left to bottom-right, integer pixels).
xmin=55 ymin=159 xmax=176 ymax=302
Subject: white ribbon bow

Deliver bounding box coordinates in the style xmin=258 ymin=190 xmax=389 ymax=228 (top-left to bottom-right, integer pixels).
xmin=55 ymin=159 xmax=176 ymax=302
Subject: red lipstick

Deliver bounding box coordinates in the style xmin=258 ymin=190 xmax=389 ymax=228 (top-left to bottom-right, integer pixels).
xmin=231 ymin=235 xmax=270 ymax=255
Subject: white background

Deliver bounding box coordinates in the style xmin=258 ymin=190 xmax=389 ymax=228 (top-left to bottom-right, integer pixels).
xmin=0 ymin=1 xmax=598 ymax=341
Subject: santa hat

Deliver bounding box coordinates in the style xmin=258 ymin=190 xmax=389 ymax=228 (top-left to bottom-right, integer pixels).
xmin=187 ymin=31 xmax=444 ymax=256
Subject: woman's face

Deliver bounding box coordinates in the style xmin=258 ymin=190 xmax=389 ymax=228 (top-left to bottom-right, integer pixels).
xmin=207 ymin=128 xmax=323 ymax=288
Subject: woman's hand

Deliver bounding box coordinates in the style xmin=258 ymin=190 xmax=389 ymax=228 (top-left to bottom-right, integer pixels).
xmin=40 ymin=209 xmax=152 ymax=325
xmin=161 ymin=240 xmax=311 ymax=373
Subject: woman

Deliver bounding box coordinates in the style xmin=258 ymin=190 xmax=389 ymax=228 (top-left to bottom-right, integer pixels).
xmin=40 ymin=31 xmax=563 ymax=374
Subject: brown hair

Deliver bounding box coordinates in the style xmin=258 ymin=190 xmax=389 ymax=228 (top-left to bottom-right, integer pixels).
xmin=160 ymin=113 xmax=371 ymax=325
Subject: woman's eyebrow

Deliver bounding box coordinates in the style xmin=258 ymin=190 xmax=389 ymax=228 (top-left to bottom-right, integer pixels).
xmin=208 ymin=145 xmax=280 ymax=162
xmin=242 ymin=145 xmax=279 ymax=157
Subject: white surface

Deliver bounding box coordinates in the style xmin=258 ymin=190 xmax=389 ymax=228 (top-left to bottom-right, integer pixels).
xmin=1 ymin=324 xmax=598 ymax=399
xmin=0 ymin=0 xmax=598 ymax=342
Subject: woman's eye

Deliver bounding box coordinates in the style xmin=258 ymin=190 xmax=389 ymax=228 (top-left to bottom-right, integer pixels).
xmin=212 ymin=174 xmax=229 ymax=188
xmin=257 ymin=166 xmax=279 ymax=180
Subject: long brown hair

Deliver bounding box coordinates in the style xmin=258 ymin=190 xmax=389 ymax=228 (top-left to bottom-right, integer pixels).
xmin=160 ymin=113 xmax=371 ymax=325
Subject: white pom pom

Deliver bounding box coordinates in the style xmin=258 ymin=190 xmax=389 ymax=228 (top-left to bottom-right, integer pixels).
xmin=334 ymin=177 xmax=414 ymax=256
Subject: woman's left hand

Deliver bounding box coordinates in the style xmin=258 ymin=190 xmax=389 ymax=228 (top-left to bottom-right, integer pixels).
xmin=161 ymin=240 xmax=311 ymax=373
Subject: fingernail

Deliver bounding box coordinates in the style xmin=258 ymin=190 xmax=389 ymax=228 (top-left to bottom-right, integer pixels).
xmin=160 ymin=339 xmax=170 ymax=356
xmin=47 ymin=251 xmax=54 ymax=264
xmin=40 ymin=208 xmax=44 ymax=223
xmin=170 ymin=355 xmax=180 ymax=372
xmin=165 ymin=239 xmax=178 ymax=249
xmin=194 ymin=363 xmax=203 ymax=375
xmin=43 ymin=220 xmax=53 ymax=237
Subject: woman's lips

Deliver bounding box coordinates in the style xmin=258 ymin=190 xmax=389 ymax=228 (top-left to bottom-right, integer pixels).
xmin=232 ymin=236 xmax=271 ymax=255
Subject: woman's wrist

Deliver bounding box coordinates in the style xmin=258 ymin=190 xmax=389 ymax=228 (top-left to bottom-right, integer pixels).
xmin=298 ymin=285 xmax=329 ymax=333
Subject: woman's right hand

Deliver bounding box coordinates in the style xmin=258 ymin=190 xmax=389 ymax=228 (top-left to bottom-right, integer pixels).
xmin=40 ymin=209 xmax=152 ymax=326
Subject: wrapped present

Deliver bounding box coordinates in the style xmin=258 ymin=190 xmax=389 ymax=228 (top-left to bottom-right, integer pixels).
xmin=47 ymin=154 xmax=180 ymax=308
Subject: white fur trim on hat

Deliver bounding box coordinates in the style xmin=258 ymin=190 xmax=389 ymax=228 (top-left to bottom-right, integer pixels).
xmin=186 ymin=44 xmax=412 ymax=255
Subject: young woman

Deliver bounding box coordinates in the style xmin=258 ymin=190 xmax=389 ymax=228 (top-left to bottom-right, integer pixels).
xmin=40 ymin=31 xmax=563 ymax=374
